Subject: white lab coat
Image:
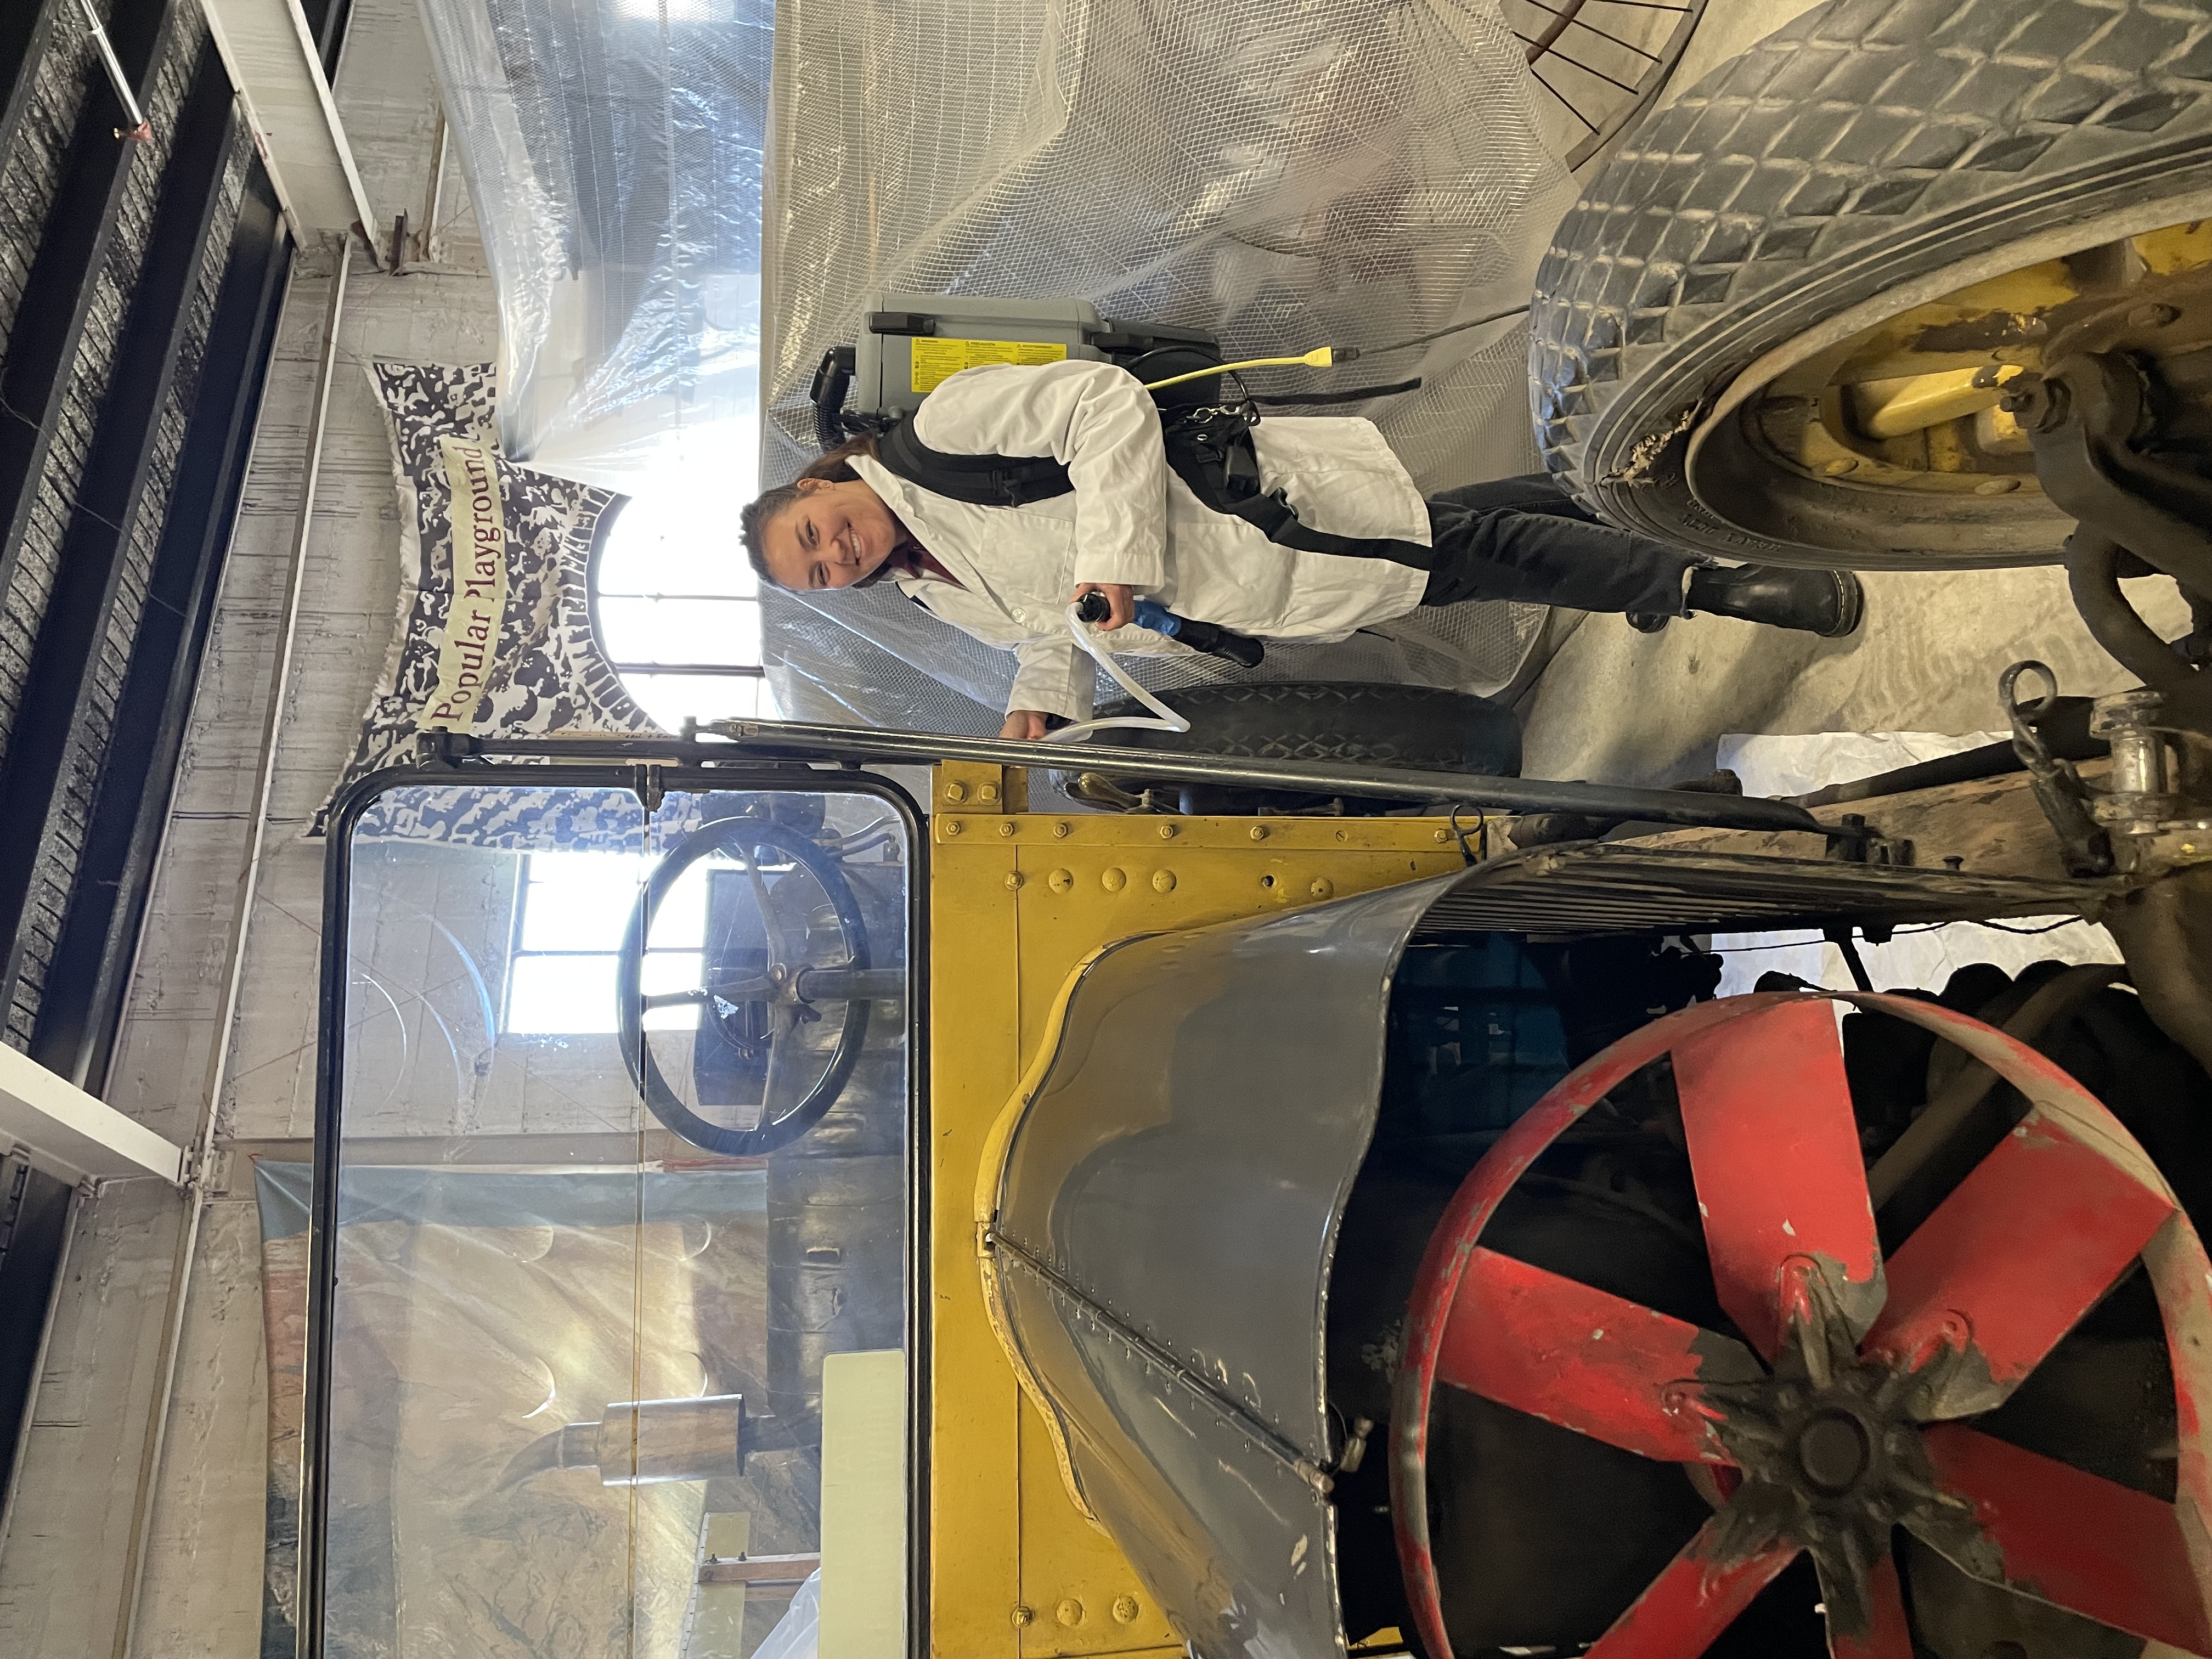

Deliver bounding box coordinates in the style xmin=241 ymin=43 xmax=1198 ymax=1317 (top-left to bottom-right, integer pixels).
xmin=848 ymin=359 xmax=1431 ymax=719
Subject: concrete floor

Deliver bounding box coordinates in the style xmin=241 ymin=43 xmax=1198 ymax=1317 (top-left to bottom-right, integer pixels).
xmin=1522 ymin=568 xmax=2195 ymax=788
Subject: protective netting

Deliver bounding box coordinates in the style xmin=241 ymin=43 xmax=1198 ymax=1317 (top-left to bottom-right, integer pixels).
xmin=760 ymin=0 xmax=1576 ymax=721
xmin=422 ymin=0 xmax=1576 ymax=727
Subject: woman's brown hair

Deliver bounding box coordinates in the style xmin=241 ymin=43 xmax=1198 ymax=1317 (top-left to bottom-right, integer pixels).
xmin=740 ymin=433 xmax=881 ymax=589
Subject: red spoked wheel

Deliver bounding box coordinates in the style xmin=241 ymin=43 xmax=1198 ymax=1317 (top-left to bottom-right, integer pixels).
xmin=1390 ymin=991 xmax=2212 ymax=1659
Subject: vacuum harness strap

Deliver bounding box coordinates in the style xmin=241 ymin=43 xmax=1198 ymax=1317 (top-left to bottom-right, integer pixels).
xmin=872 ymin=405 xmax=1437 ymax=571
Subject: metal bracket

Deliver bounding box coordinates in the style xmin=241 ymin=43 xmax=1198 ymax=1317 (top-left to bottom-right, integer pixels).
xmin=936 ymin=760 xmax=1025 ymax=814
xmin=2008 ymin=325 xmax=2212 ymax=732
xmin=1821 ymin=812 xmax=1910 ymax=868
xmin=2000 ymin=661 xmax=2212 ymax=879
xmin=2002 ymin=661 xmax=2116 ymax=878
xmin=2086 ymin=686 xmax=2212 ymax=878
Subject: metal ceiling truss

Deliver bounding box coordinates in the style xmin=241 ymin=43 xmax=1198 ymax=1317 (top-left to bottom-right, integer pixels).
xmin=0 ymin=0 xmax=191 ymax=606
xmin=0 ymin=0 xmax=67 ymax=166
xmin=0 ymin=37 xmax=237 ymax=1050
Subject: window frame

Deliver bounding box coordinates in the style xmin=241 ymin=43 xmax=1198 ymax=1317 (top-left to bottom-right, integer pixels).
xmin=302 ymin=751 xmax=930 ymax=1659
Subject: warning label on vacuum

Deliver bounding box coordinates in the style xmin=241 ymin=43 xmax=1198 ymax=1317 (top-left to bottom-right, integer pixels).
xmin=910 ymin=337 xmax=1068 ymax=393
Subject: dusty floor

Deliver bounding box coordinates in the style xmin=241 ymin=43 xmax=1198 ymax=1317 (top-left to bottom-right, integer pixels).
xmin=1521 ymin=569 xmax=2193 ymax=788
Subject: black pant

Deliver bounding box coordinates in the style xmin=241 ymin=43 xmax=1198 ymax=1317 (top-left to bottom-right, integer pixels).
xmin=1418 ymin=475 xmax=1695 ymax=616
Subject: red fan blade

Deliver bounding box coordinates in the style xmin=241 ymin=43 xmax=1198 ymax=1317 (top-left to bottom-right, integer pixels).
xmin=1826 ymin=1546 xmax=1912 ymax=1659
xmin=1674 ymin=998 xmax=1883 ymax=1358
xmin=1916 ymin=1424 xmax=2212 ymax=1653
xmin=1862 ymin=1116 xmax=2174 ymax=1417
xmin=1584 ymin=1520 xmax=1799 ymax=1658
xmin=1438 ymin=1246 xmax=1761 ymax=1463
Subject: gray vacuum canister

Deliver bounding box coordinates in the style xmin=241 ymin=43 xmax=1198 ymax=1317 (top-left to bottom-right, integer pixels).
xmin=850 ymin=291 xmax=1107 ymax=420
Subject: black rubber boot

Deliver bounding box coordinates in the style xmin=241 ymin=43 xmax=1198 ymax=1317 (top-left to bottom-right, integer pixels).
xmin=1683 ymin=563 xmax=1864 ymax=638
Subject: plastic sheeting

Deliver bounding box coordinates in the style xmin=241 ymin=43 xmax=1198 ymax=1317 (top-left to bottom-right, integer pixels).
xmin=423 ymin=0 xmax=1577 ymax=727
xmin=759 ymin=0 xmax=1578 ymax=724
xmin=294 ymin=779 xmax=917 ymax=1657
xmin=417 ymin=0 xmax=772 ymax=493
xmin=766 ymin=590 xmax=1556 ymax=734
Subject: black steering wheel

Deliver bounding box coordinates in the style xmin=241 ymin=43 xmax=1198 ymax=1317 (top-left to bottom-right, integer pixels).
xmin=614 ymin=815 xmax=873 ymax=1156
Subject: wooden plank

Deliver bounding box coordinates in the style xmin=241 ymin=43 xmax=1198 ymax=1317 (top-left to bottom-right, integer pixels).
xmin=698 ymin=1551 xmax=819 ymax=1588
xmin=1611 ymin=761 xmax=2111 ymax=882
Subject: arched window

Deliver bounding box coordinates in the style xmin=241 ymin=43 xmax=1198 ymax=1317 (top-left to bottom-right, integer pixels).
xmin=592 ymin=489 xmax=778 ymax=731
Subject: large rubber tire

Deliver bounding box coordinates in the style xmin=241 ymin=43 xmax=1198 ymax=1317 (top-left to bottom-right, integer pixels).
xmin=1531 ymin=0 xmax=2212 ymax=569
xmin=1069 ymin=681 xmax=1521 ymax=814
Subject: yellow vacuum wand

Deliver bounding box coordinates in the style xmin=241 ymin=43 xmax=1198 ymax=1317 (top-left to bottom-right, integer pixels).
xmin=1141 ymin=347 xmax=1338 ymax=391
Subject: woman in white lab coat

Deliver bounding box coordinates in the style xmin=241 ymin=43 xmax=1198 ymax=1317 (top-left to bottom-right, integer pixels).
xmin=742 ymin=360 xmax=1860 ymax=738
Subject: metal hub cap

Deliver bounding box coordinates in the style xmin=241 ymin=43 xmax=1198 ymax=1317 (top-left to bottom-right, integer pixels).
xmin=1694 ymin=1275 xmax=1982 ymax=1638
xmin=1390 ymin=992 xmax=2212 ymax=1659
xmin=1792 ymin=1410 xmax=1871 ymax=1493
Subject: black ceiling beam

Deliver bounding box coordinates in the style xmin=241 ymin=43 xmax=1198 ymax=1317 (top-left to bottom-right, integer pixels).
xmin=294 ymin=0 xmax=356 ymax=81
xmin=29 ymin=163 xmax=291 ymax=1092
xmin=0 ymin=0 xmax=67 ymax=167
xmin=0 ymin=1155 xmax=75 ymax=1504
xmin=0 ymin=36 xmax=236 ymax=1046
xmin=0 ymin=0 xmax=185 ymax=613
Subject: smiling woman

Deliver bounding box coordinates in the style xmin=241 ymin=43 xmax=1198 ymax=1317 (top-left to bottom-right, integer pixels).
xmin=766 ymin=475 xmax=908 ymax=592
xmin=594 ymin=489 xmax=779 ymax=731
xmin=740 ymin=433 xmax=913 ymax=595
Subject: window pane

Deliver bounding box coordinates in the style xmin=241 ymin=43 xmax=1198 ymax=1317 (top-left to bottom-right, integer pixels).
xmin=597 ymin=492 xmax=759 ymax=600
xmin=506 ymin=950 xmax=712 ymax=1036
xmin=331 ymin=785 xmax=911 ymax=1659
xmin=520 ymin=853 xmax=647 ymax=952
xmin=507 ymin=952 xmax=620 ymax=1035
xmin=650 ymin=860 xmax=710 ymax=950
xmin=641 ymin=949 xmax=704 ymax=1031
xmin=624 ymin=672 xmax=777 ymax=732
xmin=597 ymin=595 xmax=761 ymax=667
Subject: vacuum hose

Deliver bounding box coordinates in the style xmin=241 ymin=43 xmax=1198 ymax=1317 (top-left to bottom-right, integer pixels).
xmin=1043 ymin=602 xmax=1195 ymax=743
xmin=1142 ymin=346 xmax=1337 ymax=391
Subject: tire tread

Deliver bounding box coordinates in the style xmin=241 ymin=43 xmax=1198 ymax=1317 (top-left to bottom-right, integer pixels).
xmin=1532 ymin=0 xmax=2212 ymax=525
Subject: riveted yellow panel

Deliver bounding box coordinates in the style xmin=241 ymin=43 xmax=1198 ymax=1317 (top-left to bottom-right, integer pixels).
xmin=929 ymin=830 xmax=1023 ymax=1658
xmin=1013 ymin=1398 xmax=1174 ymax=1659
xmin=927 ymin=777 xmax=1465 ymax=1659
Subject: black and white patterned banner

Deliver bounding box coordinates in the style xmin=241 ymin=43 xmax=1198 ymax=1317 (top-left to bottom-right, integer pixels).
xmin=311 ymin=362 xmax=660 ymax=837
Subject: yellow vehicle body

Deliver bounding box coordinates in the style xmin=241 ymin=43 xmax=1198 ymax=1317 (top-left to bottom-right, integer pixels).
xmin=924 ymin=760 xmax=1463 ymax=1657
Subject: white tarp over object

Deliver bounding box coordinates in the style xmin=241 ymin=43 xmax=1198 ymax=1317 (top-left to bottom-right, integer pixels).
xmin=417 ymin=0 xmax=771 ymax=494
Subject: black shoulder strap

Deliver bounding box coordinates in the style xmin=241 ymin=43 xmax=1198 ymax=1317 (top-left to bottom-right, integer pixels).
xmin=872 ymin=408 xmax=1436 ymax=571
xmin=1161 ymin=420 xmax=1436 ymax=571
xmin=873 ymin=420 xmax=1072 ymax=507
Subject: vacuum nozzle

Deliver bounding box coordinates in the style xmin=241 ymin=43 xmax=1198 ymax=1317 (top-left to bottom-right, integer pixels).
xmin=1074 ymin=591 xmax=1264 ymax=667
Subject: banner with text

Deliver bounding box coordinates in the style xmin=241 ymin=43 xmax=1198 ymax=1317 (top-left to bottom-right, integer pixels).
xmin=424 ymin=436 xmax=507 ymax=729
